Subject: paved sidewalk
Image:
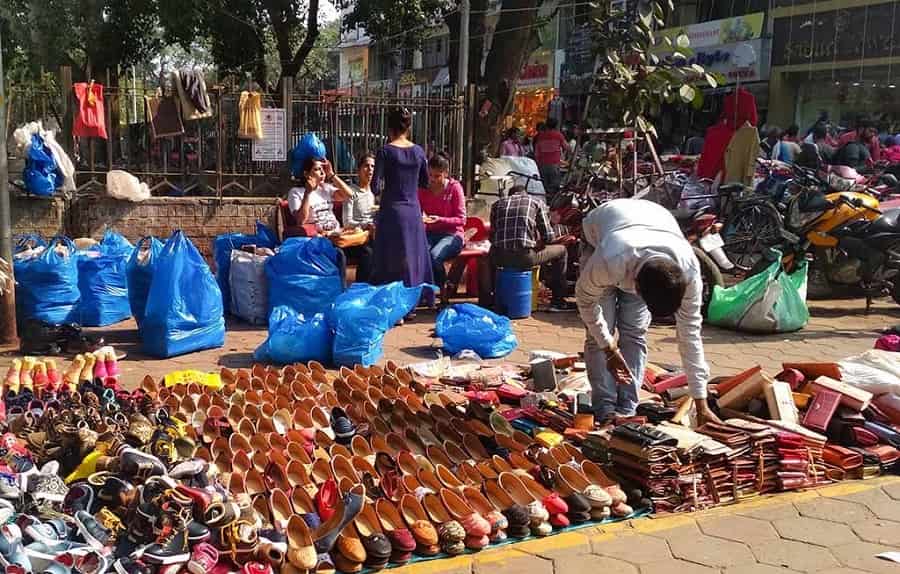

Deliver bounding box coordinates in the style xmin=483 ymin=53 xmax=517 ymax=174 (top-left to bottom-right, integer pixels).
xmin=399 ymin=477 xmax=900 ymax=574
xmin=2 ymin=296 xmax=898 ymax=381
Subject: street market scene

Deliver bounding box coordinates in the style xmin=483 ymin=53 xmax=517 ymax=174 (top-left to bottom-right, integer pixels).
xmin=3 ymin=0 xmax=900 ymax=573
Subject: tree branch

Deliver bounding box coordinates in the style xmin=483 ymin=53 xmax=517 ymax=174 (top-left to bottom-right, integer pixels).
xmin=285 ymin=0 xmax=320 ymax=77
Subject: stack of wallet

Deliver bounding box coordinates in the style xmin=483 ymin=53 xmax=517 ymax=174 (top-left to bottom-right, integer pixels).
xmin=696 ymin=420 xmax=767 ymax=504
xmin=606 ymin=423 xmax=691 ymax=513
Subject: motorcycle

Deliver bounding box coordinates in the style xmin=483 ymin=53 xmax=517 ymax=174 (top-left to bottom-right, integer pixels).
xmin=750 ymin=166 xmax=900 ymax=309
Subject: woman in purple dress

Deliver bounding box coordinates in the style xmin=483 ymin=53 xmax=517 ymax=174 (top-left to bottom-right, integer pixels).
xmin=371 ymin=108 xmax=435 ymax=304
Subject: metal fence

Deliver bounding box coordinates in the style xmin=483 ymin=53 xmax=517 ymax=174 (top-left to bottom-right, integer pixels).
xmin=6 ymin=72 xmax=466 ymax=197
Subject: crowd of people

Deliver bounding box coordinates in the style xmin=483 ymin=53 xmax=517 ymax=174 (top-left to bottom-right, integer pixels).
xmin=686 ymin=113 xmax=900 ymax=173
xmin=279 ymin=108 xmax=580 ymax=316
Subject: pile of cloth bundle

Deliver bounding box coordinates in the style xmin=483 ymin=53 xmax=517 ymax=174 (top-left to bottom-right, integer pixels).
xmin=0 ymin=356 xmax=638 ymax=574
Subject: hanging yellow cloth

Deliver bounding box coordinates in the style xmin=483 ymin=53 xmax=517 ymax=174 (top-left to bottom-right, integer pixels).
xmin=238 ymin=91 xmax=263 ymax=139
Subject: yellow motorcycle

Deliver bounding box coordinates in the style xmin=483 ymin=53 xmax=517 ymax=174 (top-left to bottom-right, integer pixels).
xmin=751 ymin=166 xmax=900 ymax=308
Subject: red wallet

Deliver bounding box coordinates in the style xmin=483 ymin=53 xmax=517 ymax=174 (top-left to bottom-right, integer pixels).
xmin=803 ymin=389 xmax=841 ymax=433
xmin=823 ymin=445 xmax=863 ymax=470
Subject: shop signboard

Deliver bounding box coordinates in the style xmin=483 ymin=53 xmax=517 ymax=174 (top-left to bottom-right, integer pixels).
xmin=519 ymin=50 xmax=555 ymax=88
xmin=252 ymin=108 xmax=286 ymax=162
xmin=657 ymin=39 xmax=770 ymax=85
xmin=772 ymin=4 xmax=899 ymax=67
xmin=655 ymin=12 xmax=765 ymax=51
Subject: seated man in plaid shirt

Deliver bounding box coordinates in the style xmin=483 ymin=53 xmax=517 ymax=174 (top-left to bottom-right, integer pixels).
xmin=489 ymin=185 xmax=575 ymax=312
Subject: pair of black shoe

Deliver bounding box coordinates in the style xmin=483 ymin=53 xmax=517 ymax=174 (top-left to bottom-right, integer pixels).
xmin=19 ymin=319 xmax=105 ymax=356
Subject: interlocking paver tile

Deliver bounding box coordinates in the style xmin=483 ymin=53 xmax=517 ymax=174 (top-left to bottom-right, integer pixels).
xmin=882 ymin=482 xmax=900 ymax=501
xmin=772 ymin=516 xmax=858 ymax=547
xmin=472 ymin=550 xmax=553 ymax=574
xmin=638 ymin=559 xmax=719 ymax=574
xmin=749 ymin=539 xmax=839 ymax=572
xmin=814 ymin=569 xmax=870 ymax=574
xmin=833 ymin=488 xmax=900 ymax=522
xmin=644 ymin=522 xmax=703 ymax=541
xmin=851 ymin=518 xmax=900 ymax=546
xmin=592 ymin=533 xmax=672 ymax=564
xmin=669 ymin=534 xmax=755 ymax=568
xmin=698 ymin=515 xmax=779 ymax=545
xmin=516 ymin=532 xmax=592 ymax=560
xmin=724 ymin=565 xmax=802 ymax=574
xmin=831 ymin=541 xmax=900 ymax=574
xmin=795 ymin=498 xmax=874 ymax=524
xmin=736 ymin=502 xmax=801 ymax=521
xmin=553 ymin=554 xmax=638 ymax=574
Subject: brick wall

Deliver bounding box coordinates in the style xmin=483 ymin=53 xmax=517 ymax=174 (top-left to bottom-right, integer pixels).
xmin=11 ymin=195 xmax=68 ymax=239
xmin=61 ymin=196 xmax=278 ymax=258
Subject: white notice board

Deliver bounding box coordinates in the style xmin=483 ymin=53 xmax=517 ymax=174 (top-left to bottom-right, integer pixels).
xmin=252 ymin=108 xmax=286 ymax=162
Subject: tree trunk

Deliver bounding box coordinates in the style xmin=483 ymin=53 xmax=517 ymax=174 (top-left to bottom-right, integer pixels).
xmin=476 ymin=0 xmax=541 ymax=154
xmin=446 ymin=0 xmax=487 ymax=86
xmin=278 ymin=0 xmax=321 ymax=80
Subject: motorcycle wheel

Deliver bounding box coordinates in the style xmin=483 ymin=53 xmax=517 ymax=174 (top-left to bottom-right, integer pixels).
xmin=693 ymin=246 xmax=724 ymax=318
xmin=722 ymin=201 xmax=783 ymax=270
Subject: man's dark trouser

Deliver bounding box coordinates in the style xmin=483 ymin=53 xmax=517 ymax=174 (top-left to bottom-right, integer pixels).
xmin=487 ymin=245 xmax=568 ymax=304
xmin=538 ymin=164 xmax=562 ymax=196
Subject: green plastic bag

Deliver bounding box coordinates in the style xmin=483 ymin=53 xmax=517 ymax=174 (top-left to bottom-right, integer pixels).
xmin=707 ymin=253 xmax=809 ymax=333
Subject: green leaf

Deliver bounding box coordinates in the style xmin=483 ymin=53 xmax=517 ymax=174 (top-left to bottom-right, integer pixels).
xmin=704 ymin=73 xmax=718 ymax=88
xmin=676 ymin=33 xmax=690 ymax=49
xmin=691 ymin=89 xmax=705 ymax=110
xmin=679 ymin=84 xmax=696 ymax=103
xmin=690 ymin=63 xmax=705 ymax=74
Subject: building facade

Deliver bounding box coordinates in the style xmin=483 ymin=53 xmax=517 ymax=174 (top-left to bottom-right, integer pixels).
xmin=768 ymin=0 xmax=900 ymax=133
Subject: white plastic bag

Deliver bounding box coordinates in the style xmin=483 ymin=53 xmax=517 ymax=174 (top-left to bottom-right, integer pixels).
xmin=107 ymin=170 xmax=151 ymax=202
xmin=229 ymin=250 xmax=269 ymax=325
xmin=838 ymin=350 xmax=900 ymax=395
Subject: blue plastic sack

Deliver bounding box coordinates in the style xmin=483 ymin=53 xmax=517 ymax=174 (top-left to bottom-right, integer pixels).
xmin=436 ymin=303 xmax=518 ymax=358
xmin=254 ymin=306 xmax=333 ymax=364
xmin=126 ymin=236 xmax=164 ymax=328
xmin=14 ymin=236 xmax=80 ymax=324
xmin=76 ymin=230 xmax=134 ymax=327
xmin=142 ymin=231 xmax=225 ymax=358
xmin=23 ymin=134 xmax=61 ymax=196
xmin=290 ymin=133 xmax=327 ymax=177
xmin=266 ymin=237 xmax=342 ymax=316
xmin=213 ymin=221 xmax=277 ymax=314
xmin=328 ymin=282 xmax=433 ymax=367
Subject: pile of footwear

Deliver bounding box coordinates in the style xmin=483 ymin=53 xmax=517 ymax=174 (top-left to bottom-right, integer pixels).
xmin=0 ymin=357 xmax=634 ymax=574
xmin=152 ymin=360 xmax=637 ymax=571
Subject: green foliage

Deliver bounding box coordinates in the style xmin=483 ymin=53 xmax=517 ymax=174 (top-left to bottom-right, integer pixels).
xmin=344 ymin=0 xmax=454 ymax=50
xmin=159 ymin=0 xmax=324 ymax=87
xmin=1 ymin=0 xmax=163 ymax=79
xmin=589 ymin=0 xmax=722 ymax=134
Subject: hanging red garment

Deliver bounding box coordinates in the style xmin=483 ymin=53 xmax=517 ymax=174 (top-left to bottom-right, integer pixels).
xmin=722 ymin=87 xmax=758 ymax=128
xmin=697 ymin=87 xmax=759 ymax=179
xmin=696 ymin=121 xmax=735 ymax=179
xmin=73 ymin=82 xmax=108 ymax=139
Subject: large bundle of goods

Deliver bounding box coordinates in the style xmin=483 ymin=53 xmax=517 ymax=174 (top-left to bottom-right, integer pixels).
xmin=14 ymin=236 xmax=81 ymax=325
xmin=213 ymin=222 xmax=277 ymax=315
xmin=75 ymin=230 xmax=134 ymax=327
xmin=141 ymin=231 xmax=225 ymax=358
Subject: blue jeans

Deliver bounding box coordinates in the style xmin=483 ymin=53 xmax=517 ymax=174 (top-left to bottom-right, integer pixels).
xmin=584 ymin=290 xmax=651 ymax=419
xmin=426 ymin=233 xmax=463 ymax=288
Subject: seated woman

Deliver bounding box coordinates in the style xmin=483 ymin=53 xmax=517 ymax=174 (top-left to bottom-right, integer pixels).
xmin=286 ymin=157 xmax=364 ymax=285
xmin=340 ymin=153 xmax=377 ymax=282
xmin=417 ymin=153 xmax=466 ymax=303
xmin=287 ymin=156 xmax=351 ymax=233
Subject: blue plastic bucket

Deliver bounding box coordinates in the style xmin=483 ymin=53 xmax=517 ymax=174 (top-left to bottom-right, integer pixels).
xmin=495 ymin=268 xmax=533 ymax=319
